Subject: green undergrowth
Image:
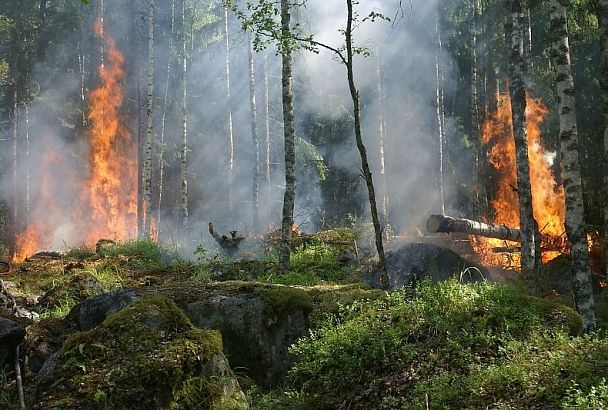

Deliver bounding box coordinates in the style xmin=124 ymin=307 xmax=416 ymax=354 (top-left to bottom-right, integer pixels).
xmin=36 ymin=294 xmax=234 ymax=409
xmin=193 ymin=237 xmax=357 ymax=286
xmin=248 ymin=280 xmax=608 ymax=409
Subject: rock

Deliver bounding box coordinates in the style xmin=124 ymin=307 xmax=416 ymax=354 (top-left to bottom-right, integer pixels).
xmin=36 ymin=294 xmax=248 ymax=409
xmin=186 ymin=285 xmax=311 ymax=387
xmin=0 ymin=316 xmax=26 ymax=373
xmin=71 ymin=289 xmax=138 ymax=330
xmin=542 ymin=254 xmax=574 ymax=294
xmin=69 ymin=282 xmax=313 ymax=387
xmin=363 ymin=243 xmax=488 ymax=289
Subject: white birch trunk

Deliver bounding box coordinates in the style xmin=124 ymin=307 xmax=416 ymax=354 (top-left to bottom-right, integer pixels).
xmin=224 ymin=6 xmax=235 ymax=223
xmin=550 ymin=0 xmax=596 ymax=331
xmin=143 ymin=0 xmax=155 ymax=238
xmin=248 ymin=36 xmax=260 ymax=230
xmin=180 ymin=0 xmax=189 ymax=232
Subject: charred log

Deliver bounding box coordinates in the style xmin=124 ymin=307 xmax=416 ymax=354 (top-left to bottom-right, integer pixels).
xmin=208 ymin=222 xmax=244 ymax=256
xmin=427 ymin=214 xmax=521 ymax=241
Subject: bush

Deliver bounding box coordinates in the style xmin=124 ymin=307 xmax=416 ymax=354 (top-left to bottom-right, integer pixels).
xmin=283 ymin=280 xmax=598 ymax=409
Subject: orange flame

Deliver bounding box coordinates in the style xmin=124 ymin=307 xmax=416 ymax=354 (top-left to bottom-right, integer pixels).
xmin=82 ymin=18 xmax=137 ymax=243
xmin=473 ymin=91 xmax=566 ymax=268
xmin=14 ymin=19 xmax=136 ymax=261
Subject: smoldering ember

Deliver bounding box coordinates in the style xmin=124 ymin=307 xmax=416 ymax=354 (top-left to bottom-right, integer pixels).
xmin=0 ymin=0 xmax=608 ymax=408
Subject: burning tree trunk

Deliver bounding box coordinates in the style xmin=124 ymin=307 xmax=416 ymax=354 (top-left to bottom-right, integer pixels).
xmin=550 ymin=0 xmax=596 ymax=331
xmin=598 ymin=0 xmax=608 ymax=285
xmin=278 ymin=0 xmax=296 ymax=274
xmin=180 ymin=0 xmax=189 ymax=232
xmin=507 ymin=0 xmax=539 ymax=278
xmin=142 ymin=0 xmax=155 ymax=238
xmin=427 ymin=214 xmax=521 ymax=241
xmin=248 ymin=34 xmax=260 ymax=230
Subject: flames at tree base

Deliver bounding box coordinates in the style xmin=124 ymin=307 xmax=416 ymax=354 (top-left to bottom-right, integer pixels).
xmin=13 ymin=19 xmax=137 ymax=262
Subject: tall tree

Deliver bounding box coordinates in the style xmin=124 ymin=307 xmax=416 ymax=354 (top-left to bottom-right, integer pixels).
xmin=344 ymin=0 xmax=388 ymax=287
xmin=224 ymin=5 xmax=235 ymax=223
xmin=278 ymin=0 xmax=296 ymax=273
xmin=550 ymin=0 xmax=596 ymax=332
xmin=507 ymin=0 xmax=538 ymax=280
xmin=598 ymin=0 xmax=608 ymax=284
xmin=435 ymin=0 xmax=446 ymax=215
xmin=375 ymin=53 xmax=389 ymax=232
xmin=248 ymin=34 xmax=260 ymax=230
xmin=180 ymin=0 xmax=189 ymax=232
xmin=142 ymin=0 xmax=155 ymax=238
xmin=157 ymin=0 xmax=176 ymax=235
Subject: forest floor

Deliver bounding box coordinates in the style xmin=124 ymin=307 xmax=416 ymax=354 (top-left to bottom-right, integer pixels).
xmin=1 ymin=230 xmax=608 ymax=409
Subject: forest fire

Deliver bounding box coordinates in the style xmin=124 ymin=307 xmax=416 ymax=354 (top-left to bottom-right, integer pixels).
xmin=82 ymin=19 xmax=137 ymax=244
xmin=13 ymin=20 xmax=136 ymax=261
xmin=472 ymin=92 xmax=566 ymax=269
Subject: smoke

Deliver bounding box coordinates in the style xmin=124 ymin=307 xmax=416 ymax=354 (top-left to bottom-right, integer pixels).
xmin=0 ymin=0 xmax=462 ymax=256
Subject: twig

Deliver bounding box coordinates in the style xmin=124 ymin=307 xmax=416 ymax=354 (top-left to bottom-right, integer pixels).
xmin=15 ymin=345 xmax=25 ymax=410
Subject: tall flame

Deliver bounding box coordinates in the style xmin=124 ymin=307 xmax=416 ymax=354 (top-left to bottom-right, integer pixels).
xmin=13 ymin=19 xmax=136 ymax=261
xmin=82 ymin=19 xmax=137 ymax=243
xmin=473 ymin=91 xmax=566 ymax=268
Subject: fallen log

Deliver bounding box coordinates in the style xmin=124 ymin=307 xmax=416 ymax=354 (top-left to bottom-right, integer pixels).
xmin=427 ymin=214 xmax=521 ymax=242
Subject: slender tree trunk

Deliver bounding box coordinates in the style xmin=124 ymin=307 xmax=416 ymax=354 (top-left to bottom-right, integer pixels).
xmin=11 ymin=87 xmax=18 ymax=260
xmin=278 ymin=0 xmax=296 ymax=274
xmin=523 ymin=2 xmax=533 ymax=68
xmin=507 ymin=0 xmax=538 ymax=280
xmin=248 ymin=35 xmax=260 ymax=230
xmin=345 ymin=0 xmax=388 ymax=288
xmin=24 ymin=104 xmax=29 ymax=224
xmin=598 ymin=0 xmax=608 ymax=285
xmin=264 ymin=53 xmax=272 ymax=192
xmin=157 ymin=0 xmax=176 ymax=237
xmin=180 ymin=0 xmax=189 ymax=232
xmin=142 ymin=0 xmax=155 ymax=238
xmin=375 ymin=54 xmax=389 ymax=232
xmin=224 ymin=6 xmax=235 ymax=223
xmin=435 ymin=2 xmax=446 ymax=215
xmin=471 ymin=0 xmax=488 ymax=217
xmin=549 ymin=0 xmax=596 ymax=331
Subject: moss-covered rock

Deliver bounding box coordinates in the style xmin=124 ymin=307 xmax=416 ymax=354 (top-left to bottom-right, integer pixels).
xmin=35 ymin=294 xmax=247 ymax=409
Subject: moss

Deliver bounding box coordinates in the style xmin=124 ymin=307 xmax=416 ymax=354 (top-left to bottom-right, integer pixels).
xmin=528 ymin=295 xmax=584 ymax=336
xmin=253 ymin=284 xmax=314 ymax=318
xmin=37 ymin=294 xmax=226 ymax=409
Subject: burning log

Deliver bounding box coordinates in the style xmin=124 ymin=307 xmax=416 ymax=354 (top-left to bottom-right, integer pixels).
xmin=208 ymin=223 xmax=244 ymax=255
xmin=427 ymin=214 xmax=521 ymax=241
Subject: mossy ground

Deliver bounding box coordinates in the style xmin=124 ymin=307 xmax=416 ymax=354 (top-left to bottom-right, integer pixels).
xmin=3 ymin=233 xmax=608 ymax=409
xmin=36 ymin=294 xmax=227 ymax=409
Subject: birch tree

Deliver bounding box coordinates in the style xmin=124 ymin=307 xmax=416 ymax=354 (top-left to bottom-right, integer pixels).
xmin=142 ymin=0 xmax=155 ymax=238
xmin=224 ymin=5 xmax=235 ymax=222
xmin=248 ymin=34 xmax=260 ymax=230
xmin=157 ymin=0 xmax=176 ymax=233
xmin=435 ymin=1 xmax=446 ymax=215
xmin=507 ymin=0 xmax=538 ymax=279
xmin=180 ymin=0 xmax=189 ymax=232
xmin=550 ymin=0 xmax=596 ymax=332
